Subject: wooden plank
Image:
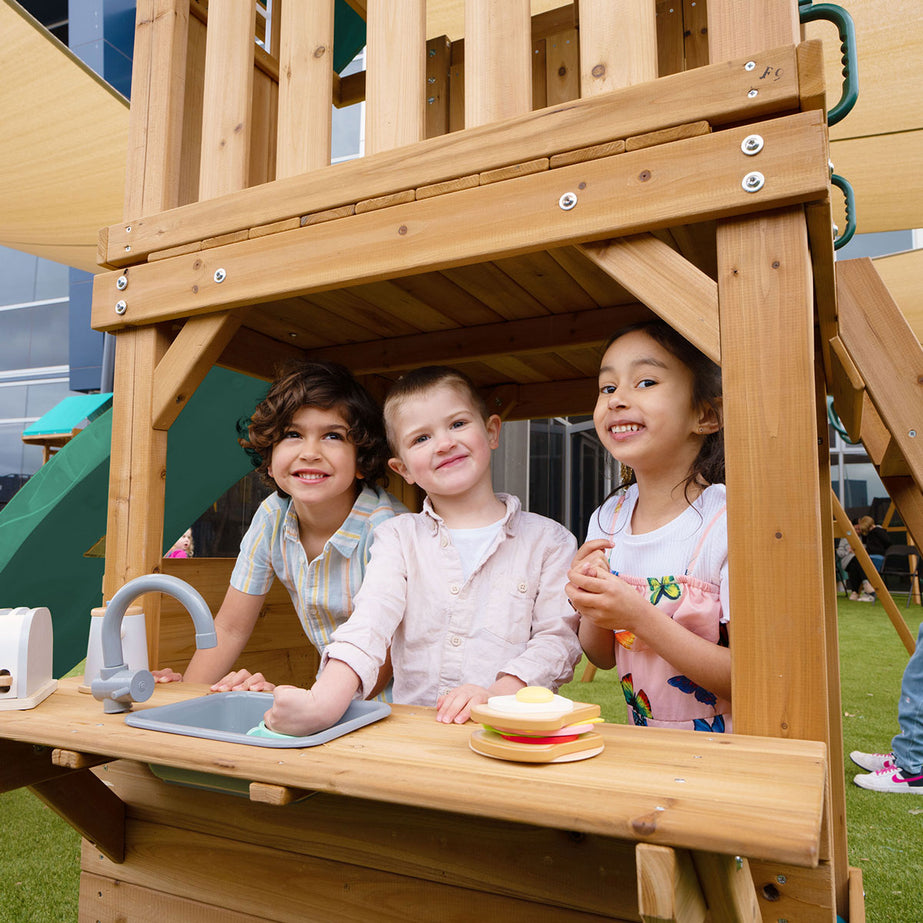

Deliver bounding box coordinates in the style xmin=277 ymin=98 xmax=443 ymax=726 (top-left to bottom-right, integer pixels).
xmin=102 ymin=327 xmax=171 ymax=669
xmin=104 ymin=43 xmax=812 ymax=264
xmin=827 ymin=335 xmax=864 ymax=441
xmin=365 ymin=0 xmax=425 ymax=154
xmin=626 ymin=121 xmax=711 ymax=152
xmin=636 ymin=844 xmax=706 ymax=923
xmin=276 ymin=0 xmax=334 ymax=178
xmin=2 ymin=679 xmax=827 ymax=869
xmin=123 ymin=0 xmax=189 ymax=218
xmin=464 ymin=0 xmax=531 ymax=127
xmin=880 ymin=476 xmax=923 ymax=551
xmin=80 ymin=873 xmax=270 ymax=923
xmin=689 ymin=853 xmax=760 ymax=923
xmin=579 ymin=236 xmax=719 ymax=362
xmin=197 ymin=0 xmax=255 ymax=200
xmin=92 ymin=112 xmax=831 ymax=331
xmin=745 ymin=859 xmax=837 ymax=922
xmin=80 ymin=816 xmax=618 ymax=922
xmin=479 ymin=157 xmax=548 ymax=185
xmin=151 ymin=311 xmax=244 ymax=430
xmin=247 ymin=63 xmax=277 ymax=188
xmin=51 ymin=749 xmax=111 ymax=771
xmin=32 ymin=769 xmax=125 ymax=864
xmin=248 ymin=782 xmax=313 ymax=806
xmin=836 ymin=258 xmax=923 ymax=487
xmin=309 ymin=305 xmax=653 ymax=375
xmin=656 ymin=0 xmax=685 ymax=78
xmin=550 ymin=140 xmax=625 ymax=168
xmin=0 ymin=739 xmax=70 ymax=791
xmin=545 ymin=29 xmax=581 ymax=105
xmin=581 ymin=0 xmax=656 ymax=91
xmin=425 ymin=36 xmax=452 ymax=139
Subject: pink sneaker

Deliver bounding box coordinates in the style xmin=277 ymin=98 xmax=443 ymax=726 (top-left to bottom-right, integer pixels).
xmin=854 ymin=766 xmax=923 ymax=793
xmin=849 ymin=750 xmax=895 ymax=772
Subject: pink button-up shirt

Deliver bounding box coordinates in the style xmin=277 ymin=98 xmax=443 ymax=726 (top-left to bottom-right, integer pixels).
xmin=322 ymin=493 xmax=581 ymax=705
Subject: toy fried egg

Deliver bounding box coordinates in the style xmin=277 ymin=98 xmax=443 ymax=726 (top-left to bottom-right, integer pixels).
xmin=486 ymin=685 xmax=575 ymax=718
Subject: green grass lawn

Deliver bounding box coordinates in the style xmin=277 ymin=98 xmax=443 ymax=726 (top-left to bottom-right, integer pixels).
xmin=1 ymin=599 xmax=920 ymax=921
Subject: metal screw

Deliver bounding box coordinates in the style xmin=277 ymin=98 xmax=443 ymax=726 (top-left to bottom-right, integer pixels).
xmin=776 ymin=875 xmax=787 ymax=884
xmin=427 ymin=96 xmax=435 ymax=104
xmin=116 ymin=275 xmax=128 ymax=291
xmin=741 ymin=134 xmax=764 ymax=155
xmin=742 ymin=171 xmax=765 ymax=192
xmin=115 ymin=300 xmax=127 ymax=315
xmin=125 ymin=226 xmax=132 ymax=232
xmin=213 ymin=268 xmax=227 ymax=283
xmin=745 ymin=61 xmax=756 ymax=71
xmin=910 ymin=430 xmax=917 ymax=438
xmin=559 ymin=192 xmax=578 ymax=211
xmin=748 ymin=88 xmax=759 ymax=98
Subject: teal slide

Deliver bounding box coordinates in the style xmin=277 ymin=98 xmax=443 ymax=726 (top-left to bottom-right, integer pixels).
xmin=0 ymin=368 xmax=269 ymax=677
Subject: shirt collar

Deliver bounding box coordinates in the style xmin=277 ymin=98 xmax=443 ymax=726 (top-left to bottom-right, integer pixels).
xmin=282 ymin=483 xmax=380 ymax=557
xmin=422 ymin=492 xmax=520 ymax=533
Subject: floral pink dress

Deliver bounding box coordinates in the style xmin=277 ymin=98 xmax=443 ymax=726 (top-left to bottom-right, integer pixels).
xmin=604 ymin=492 xmax=731 ymax=733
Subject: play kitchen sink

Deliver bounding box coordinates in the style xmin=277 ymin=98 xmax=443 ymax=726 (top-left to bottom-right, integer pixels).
xmin=126 ymin=691 xmax=390 ymax=748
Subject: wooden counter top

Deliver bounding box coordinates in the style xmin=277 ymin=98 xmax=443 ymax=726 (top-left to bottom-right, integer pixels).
xmin=1 ymin=678 xmax=826 ymax=868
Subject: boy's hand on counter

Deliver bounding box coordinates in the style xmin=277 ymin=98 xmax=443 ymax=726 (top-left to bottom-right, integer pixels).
xmin=152 ymin=668 xmax=183 ymax=683
xmin=436 ymin=684 xmax=490 ymax=724
xmin=210 ymin=669 xmax=276 ymax=693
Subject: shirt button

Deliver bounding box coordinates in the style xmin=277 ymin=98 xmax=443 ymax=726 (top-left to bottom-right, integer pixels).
xmin=450 ymin=636 xmax=462 ymax=647
xmin=450 ymin=584 xmax=460 ymax=595
xmin=518 ymin=582 xmax=527 ymax=593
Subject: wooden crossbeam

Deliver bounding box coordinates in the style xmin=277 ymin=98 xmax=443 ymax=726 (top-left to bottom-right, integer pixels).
xmin=93 ymin=111 xmax=829 ymax=332
xmin=151 ymin=310 xmax=244 ymax=430
xmin=636 ymin=844 xmax=706 ymax=923
xmin=579 ymin=236 xmax=719 ymax=362
xmin=101 ymin=43 xmax=815 ymax=266
xmin=306 ymin=304 xmax=652 ymax=374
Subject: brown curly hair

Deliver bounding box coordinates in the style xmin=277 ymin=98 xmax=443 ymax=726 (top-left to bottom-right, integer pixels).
xmin=239 ymin=360 xmax=390 ymax=495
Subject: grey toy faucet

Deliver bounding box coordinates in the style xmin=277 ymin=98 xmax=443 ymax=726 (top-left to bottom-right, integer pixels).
xmin=91 ymin=574 xmax=217 ymax=713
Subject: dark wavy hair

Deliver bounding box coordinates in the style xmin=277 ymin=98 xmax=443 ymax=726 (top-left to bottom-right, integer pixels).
xmin=238 ymin=360 xmax=390 ymax=495
xmin=604 ymin=320 xmax=724 ymax=501
xmin=383 ymin=366 xmax=488 ymax=452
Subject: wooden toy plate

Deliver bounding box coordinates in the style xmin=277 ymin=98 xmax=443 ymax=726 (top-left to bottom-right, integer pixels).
xmin=469 ymin=700 xmax=601 ymax=732
xmin=469 ymin=729 xmax=605 ymax=763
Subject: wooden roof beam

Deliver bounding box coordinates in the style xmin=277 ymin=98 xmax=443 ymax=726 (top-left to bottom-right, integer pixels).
xmin=93 ymin=111 xmax=830 ymax=332
xmin=103 ymin=43 xmax=817 ymax=266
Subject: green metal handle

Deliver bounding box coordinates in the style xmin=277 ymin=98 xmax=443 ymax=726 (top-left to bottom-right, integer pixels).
xmin=827 ymin=395 xmax=857 ymax=444
xmin=799 ymin=0 xmax=859 ymax=126
xmin=831 ymin=173 xmax=856 ymax=249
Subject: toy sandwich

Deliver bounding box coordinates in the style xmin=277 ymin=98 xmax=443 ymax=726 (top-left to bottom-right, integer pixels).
xmin=469 ymin=686 xmax=604 ymax=763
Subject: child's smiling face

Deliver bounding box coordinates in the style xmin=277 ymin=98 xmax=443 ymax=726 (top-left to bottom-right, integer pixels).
xmin=387 ymin=384 xmax=500 ymax=500
xmin=268 ymin=404 xmax=360 ymax=515
xmin=593 ymin=329 xmax=712 ymax=478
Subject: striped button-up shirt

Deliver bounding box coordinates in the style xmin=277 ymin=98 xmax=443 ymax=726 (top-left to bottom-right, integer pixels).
xmin=230 ymin=483 xmax=406 ymax=655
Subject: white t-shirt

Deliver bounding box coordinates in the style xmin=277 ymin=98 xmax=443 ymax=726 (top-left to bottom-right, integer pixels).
xmin=449 ymin=520 xmax=504 ymax=581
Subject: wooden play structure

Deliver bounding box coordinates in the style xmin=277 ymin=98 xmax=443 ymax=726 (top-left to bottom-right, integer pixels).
xmin=2 ymin=0 xmax=923 ymax=920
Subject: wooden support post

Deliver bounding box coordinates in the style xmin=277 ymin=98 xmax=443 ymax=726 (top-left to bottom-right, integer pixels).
xmin=276 ymin=0 xmax=334 ymax=177
xmin=198 ymin=0 xmax=256 ymax=200
xmin=365 ymin=0 xmax=426 ymax=154
xmin=636 ymin=844 xmax=706 ymax=923
xmin=690 ymin=852 xmax=761 ymax=923
xmin=708 ymin=0 xmax=846 ymax=912
xmin=464 ymin=0 xmax=532 ymax=127
xmin=123 ymin=0 xmax=189 ymax=218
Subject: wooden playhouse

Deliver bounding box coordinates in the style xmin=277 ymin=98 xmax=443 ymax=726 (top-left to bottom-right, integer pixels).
xmin=3 ymin=0 xmax=923 ymax=919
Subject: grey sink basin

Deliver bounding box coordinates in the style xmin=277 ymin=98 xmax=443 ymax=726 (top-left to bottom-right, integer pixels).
xmin=125 ymin=690 xmax=390 ymax=748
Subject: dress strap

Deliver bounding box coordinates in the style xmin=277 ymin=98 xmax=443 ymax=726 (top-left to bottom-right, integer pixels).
xmin=686 ymin=504 xmax=727 ymax=573
xmin=606 ymin=491 xmax=629 ymax=534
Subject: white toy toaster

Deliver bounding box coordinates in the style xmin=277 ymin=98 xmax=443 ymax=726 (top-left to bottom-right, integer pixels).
xmin=0 ymin=606 xmax=57 ymax=710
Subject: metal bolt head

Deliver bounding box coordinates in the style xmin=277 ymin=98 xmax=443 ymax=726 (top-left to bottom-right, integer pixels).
xmin=742 ymin=171 xmax=765 ymax=192
xmin=116 ymin=275 xmax=128 ymax=291
xmin=910 ymin=429 xmax=917 ymax=438
xmin=213 ymin=268 xmax=227 ymax=283
xmin=115 ymin=300 xmax=127 ymax=315
xmin=748 ymin=88 xmax=759 ymax=98
xmin=559 ymin=192 xmax=578 ymax=211
xmin=776 ymin=875 xmax=787 ymax=884
xmin=745 ymin=61 xmax=756 ymax=71
xmin=741 ymin=134 xmax=764 ymax=155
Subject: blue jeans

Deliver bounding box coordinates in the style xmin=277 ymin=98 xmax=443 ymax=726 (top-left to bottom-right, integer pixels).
xmin=892 ymin=619 xmax=923 ymax=774
xmin=870 ymin=554 xmax=885 ymax=572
